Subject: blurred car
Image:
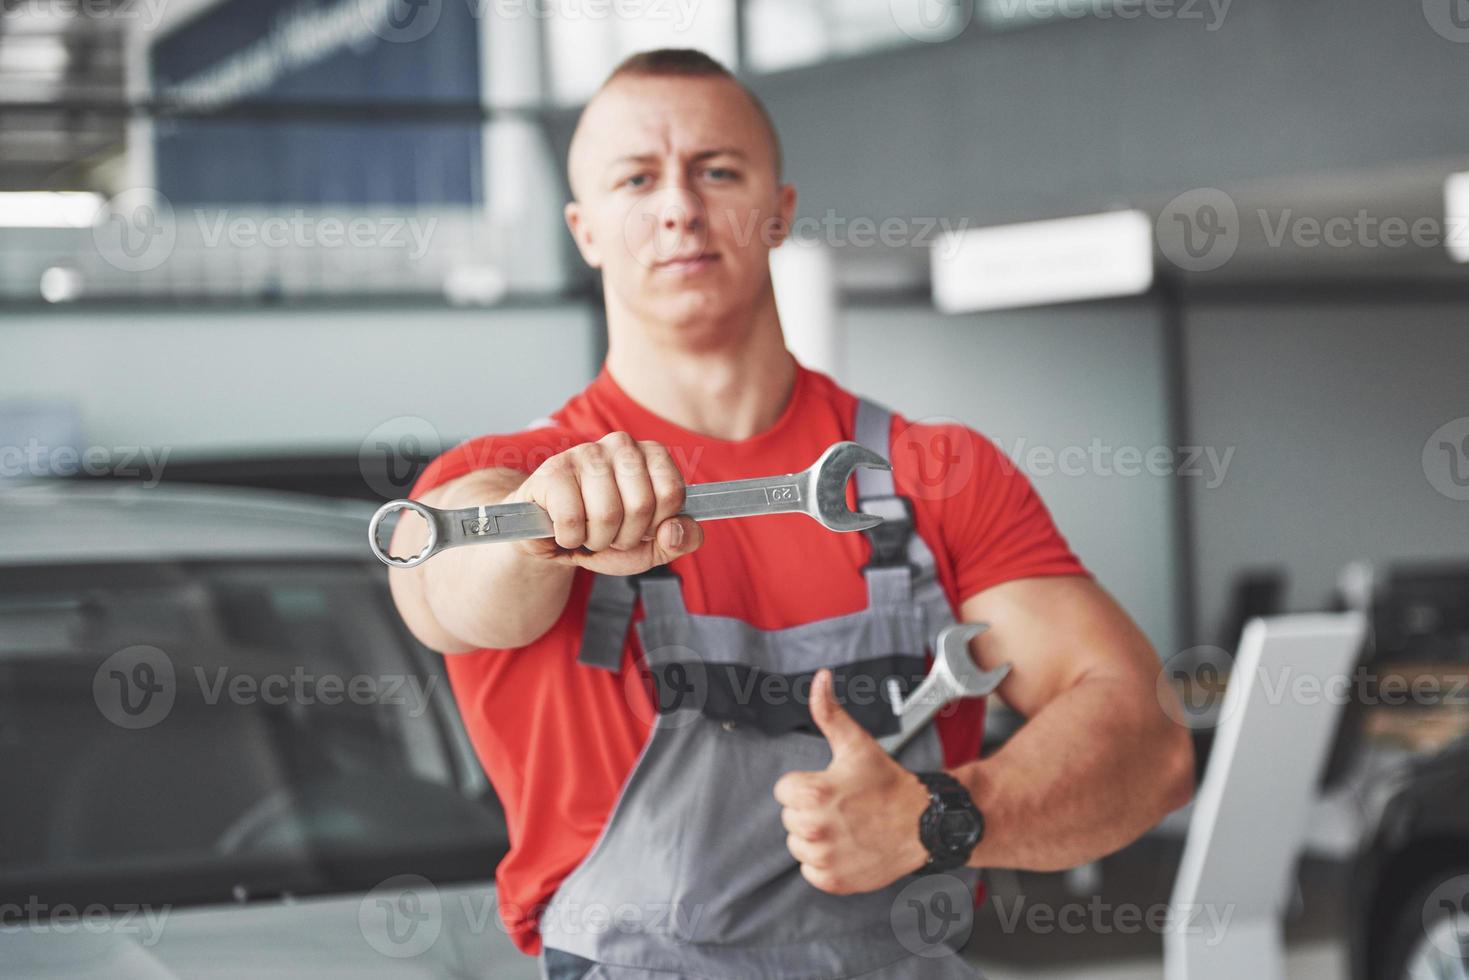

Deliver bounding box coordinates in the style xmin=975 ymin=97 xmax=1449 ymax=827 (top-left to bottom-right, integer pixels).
xmin=0 ymin=481 xmax=537 ymax=979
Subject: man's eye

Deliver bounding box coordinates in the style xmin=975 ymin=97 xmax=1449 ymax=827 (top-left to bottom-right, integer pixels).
xmin=705 ymin=167 xmax=738 ymax=181
xmin=623 ymin=174 xmax=651 ymax=189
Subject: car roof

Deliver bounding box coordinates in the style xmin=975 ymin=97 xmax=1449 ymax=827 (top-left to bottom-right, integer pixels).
xmin=0 ymin=480 xmax=380 ymax=565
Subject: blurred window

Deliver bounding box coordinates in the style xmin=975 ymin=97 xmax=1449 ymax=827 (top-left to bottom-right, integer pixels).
xmin=0 ymin=561 xmax=504 ymax=907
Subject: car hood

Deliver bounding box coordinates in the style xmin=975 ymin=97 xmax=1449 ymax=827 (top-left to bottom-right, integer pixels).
xmin=1 ymin=881 xmax=540 ymax=980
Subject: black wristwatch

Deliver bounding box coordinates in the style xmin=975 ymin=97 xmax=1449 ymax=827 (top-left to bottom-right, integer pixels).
xmin=912 ymin=771 xmax=983 ymax=873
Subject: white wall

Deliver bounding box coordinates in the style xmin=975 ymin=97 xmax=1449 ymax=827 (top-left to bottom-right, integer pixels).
xmin=1184 ymin=301 xmax=1469 ymax=644
xmin=1 ymin=304 xmax=598 ymax=456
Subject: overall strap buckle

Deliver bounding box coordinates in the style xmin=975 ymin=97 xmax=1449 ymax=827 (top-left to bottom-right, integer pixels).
xmin=861 ymin=493 xmax=916 ymax=568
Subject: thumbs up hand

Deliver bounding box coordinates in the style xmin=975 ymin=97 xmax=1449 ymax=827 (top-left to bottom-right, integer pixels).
xmin=772 ymin=669 xmax=934 ymax=895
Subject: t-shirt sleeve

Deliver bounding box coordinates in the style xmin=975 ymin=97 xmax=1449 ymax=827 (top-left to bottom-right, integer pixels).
xmin=895 ymin=422 xmax=1091 ymax=603
xmin=410 ymin=423 xmax=587 ymax=498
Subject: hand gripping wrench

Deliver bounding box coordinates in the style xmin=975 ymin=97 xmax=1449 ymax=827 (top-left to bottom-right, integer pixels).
xmin=368 ymin=441 xmax=891 ymax=568
xmin=878 ymin=622 xmax=1012 ymax=755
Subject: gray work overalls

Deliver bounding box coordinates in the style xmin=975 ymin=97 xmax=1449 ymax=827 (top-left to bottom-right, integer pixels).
xmin=538 ymin=400 xmax=983 ymax=979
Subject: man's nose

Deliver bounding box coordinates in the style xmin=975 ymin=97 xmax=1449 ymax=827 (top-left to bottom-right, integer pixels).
xmin=657 ymin=182 xmax=704 ymax=231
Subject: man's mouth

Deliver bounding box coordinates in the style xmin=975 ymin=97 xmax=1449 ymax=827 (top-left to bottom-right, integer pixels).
xmin=655 ymin=253 xmax=719 ymax=274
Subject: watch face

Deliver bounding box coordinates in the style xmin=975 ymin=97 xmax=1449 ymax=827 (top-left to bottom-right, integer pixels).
xmin=938 ymin=810 xmax=981 ymax=849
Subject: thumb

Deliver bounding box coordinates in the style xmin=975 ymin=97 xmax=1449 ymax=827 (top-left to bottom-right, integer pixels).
xmin=809 ymin=668 xmax=876 ymax=763
xmin=649 ymin=516 xmax=703 ymax=567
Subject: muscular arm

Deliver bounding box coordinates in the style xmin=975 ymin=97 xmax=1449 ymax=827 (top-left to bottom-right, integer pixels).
xmin=387 ymin=433 xmax=702 ymax=654
xmin=952 ymin=574 xmax=1195 ymax=871
xmin=388 ymin=468 xmax=572 ymax=653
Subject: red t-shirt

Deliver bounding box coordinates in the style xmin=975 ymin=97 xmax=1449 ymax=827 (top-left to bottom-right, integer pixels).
xmin=410 ymin=365 xmax=1089 ymax=956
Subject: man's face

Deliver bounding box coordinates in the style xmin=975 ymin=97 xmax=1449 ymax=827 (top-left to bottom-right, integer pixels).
xmin=564 ymin=75 xmax=796 ymax=346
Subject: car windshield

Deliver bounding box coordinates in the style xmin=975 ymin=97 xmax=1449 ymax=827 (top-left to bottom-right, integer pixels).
xmin=0 ymin=559 xmax=505 ymax=911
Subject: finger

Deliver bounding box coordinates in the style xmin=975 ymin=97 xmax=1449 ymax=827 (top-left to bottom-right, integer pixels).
xmin=785 ymin=832 xmax=832 ymax=870
xmin=641 ymin=441 xmax=687 ymax=531
xmin=772 ymin=770 xmax=830 ymax=810
xmin=532 ymin=458 xmax=587 ymax=552
xmin=573 ymin=445 xmax=622 ymax=552
xmin=606 ymin=438 xmax=656 ymax=550
xmin=809 ymin=668 xmax=875 ymax=763
xmin=647 ymin=516 xmax=702 ymax=567
xmin=779 ymin=807 xmax=829 ymax=842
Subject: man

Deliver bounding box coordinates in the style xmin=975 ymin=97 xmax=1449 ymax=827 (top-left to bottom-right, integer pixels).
xmin=389 ymin=49 xmax=1193 ymax=980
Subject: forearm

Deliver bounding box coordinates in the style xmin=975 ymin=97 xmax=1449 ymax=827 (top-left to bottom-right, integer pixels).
xmin=951 ymin=676 xmax=1194 ymax=872
xmin=391 ymin=469 xmax=575 ymax=651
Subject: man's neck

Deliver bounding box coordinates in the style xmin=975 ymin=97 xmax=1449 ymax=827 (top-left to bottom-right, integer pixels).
xmin=604 ymin=296 xmax=798 ymax=441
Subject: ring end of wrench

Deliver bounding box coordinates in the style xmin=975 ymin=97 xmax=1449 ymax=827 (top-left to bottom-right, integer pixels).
xmin=369 ymin=499 xmax=437 ymax=569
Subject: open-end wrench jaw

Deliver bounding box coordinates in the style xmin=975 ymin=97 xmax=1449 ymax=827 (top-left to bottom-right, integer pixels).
xmin=810 ymin=441 xmax=892 ymax=533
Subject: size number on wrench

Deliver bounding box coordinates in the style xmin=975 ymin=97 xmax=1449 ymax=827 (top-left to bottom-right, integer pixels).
xmin=765 ymin=484 xmax=800 ymax=503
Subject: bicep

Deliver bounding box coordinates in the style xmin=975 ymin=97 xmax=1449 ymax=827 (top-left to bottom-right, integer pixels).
xmin=959 ymin=575 xmax=1159 ymax=719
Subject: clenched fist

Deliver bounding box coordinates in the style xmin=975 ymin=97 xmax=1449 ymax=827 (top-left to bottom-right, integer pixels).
xmin=510 ymin=431 xmax=704 ymax=576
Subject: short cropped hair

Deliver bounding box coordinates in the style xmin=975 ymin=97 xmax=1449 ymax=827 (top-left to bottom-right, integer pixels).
xmin=601 ymin=48 xmax=783 ymax=179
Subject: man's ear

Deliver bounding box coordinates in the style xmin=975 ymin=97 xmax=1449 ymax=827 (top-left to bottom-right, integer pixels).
xmin=770 ymin=182 xmax=797 ymax=249
xmin=564 ymin=200 xmax=603 ymax=269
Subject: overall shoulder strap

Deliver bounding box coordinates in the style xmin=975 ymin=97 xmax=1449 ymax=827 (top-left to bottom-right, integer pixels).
xmin=852 ymin=398 xmax=956 ymax=643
